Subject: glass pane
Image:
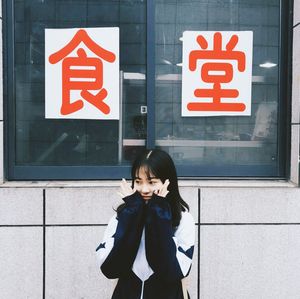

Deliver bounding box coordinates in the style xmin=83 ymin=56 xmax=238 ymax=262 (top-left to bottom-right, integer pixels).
xmin=14 ymin=0 xmax=146 ymax=166
xmin=155 ymin=0 xmax=280 ymax=176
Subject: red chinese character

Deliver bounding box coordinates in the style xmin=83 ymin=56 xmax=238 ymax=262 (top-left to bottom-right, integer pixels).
xmin=49 ymin=29 xmax=116 ymax=115
xmin=188 ymin=32 xmax=246 ymax=112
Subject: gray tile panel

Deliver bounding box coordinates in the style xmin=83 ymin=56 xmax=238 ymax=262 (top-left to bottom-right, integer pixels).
xmin=0 ymin=227 xmax=43 ymax=299
xmin=201 ymin=188 xmax=300 ymax=223
xmin=0 ymin=188 xmax=43 ymax=225
xmin=200 ymin=225 xmax=300 ymax=299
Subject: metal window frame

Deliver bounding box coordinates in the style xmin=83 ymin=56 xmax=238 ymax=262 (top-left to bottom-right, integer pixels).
xmin=277 ymin=0 xmax=293 ymax=179
xmin=3 ymin=0 xmax=292 ymax=180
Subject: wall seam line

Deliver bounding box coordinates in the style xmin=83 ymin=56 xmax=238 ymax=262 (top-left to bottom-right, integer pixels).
xmin=198 ymin=188 xmax=201 ymax=299
xmin=43 ymin=189 xmax=46 ymax=299
xmin=200 ymin=223 xmax=300 ymax=225
xmin=2 ymin=223 xmax=300 ymax=227
xmin=293 ymin=22 xmax=300 ymax=28
xmin=0 ymin=224 xmax=109 ymax=227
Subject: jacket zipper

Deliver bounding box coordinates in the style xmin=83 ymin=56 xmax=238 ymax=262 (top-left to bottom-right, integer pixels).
xmin=140 ymin=281 xmax=144 ymax=299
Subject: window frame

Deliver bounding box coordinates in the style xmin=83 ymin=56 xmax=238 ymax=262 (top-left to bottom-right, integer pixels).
xmin=3 ymin=0 xmax=292 ymax=180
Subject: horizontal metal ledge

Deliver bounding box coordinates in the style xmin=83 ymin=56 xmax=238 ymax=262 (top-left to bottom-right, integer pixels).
xmin=123 ymin=72 xmax=268 ymax=83
xmin=123 ymin=139 xmax=266 ymax=147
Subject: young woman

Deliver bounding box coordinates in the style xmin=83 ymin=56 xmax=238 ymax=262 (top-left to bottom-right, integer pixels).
xmin=96 ymin=149 xmax=195 ymax=299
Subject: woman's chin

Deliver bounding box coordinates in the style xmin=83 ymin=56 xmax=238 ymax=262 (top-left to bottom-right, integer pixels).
xmin=142 ymin=196 xmax=151 ymax=201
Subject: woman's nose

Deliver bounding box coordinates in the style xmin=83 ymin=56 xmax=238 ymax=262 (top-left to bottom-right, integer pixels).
xmin=141 ymin=184 xmax=150 ymax=193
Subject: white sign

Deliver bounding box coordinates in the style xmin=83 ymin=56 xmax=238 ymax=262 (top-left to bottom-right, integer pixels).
xmin=182 ymin=31 xmax=253 ymax=117
xmin=45 ymin=27 xmax=119 ymax=119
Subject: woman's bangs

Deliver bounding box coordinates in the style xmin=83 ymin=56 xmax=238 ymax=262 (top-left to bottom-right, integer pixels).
xmin=135 ymin=163 xmax=157 ymax=179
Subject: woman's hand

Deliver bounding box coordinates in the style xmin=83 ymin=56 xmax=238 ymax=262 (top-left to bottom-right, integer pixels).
xmin=117 ymin=178 xmax=136 ymax=198
xmin=153 ymin=179 xmax=170 ymax=198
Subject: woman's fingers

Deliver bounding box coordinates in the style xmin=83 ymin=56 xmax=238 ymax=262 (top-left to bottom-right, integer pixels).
xmin=118 ymin=178 xmax=170 ymax=199
xmin=117 ymin=191 xmax=125 ymax=198
xmin=158 ymin=179 xmax=170 ymax=197
xmin=118 ymin=178 xmax=134 ymax=198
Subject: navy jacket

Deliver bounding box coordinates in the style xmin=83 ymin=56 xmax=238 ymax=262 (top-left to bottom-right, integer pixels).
xmin=96 ymin=192 xmax=195 ymax=299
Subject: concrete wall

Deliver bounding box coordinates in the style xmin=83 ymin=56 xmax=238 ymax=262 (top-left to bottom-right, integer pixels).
xmin=1 ymin=0 xmax=300 ymax=298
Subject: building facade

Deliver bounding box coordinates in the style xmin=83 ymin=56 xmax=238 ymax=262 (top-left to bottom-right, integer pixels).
xmin=0 ymin=0 xmax=300 ymax=298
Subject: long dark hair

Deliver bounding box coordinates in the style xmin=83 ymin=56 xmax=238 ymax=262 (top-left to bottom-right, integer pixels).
xmin=118 ymin=149 xmax=189 ymax=227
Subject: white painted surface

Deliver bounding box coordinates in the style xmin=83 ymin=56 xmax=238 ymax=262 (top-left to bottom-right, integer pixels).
xmin=291 ymin=72 xmax=300 ymax=124
xmin=200 ymin=225 xmax=300 ymax=299
xmin=290 ymin=125 xmax=300 ymax=184
xmin=294 ymin=0 xmax=300 ymax=25
xmin=0 ymin=188 xmax=43 ymax=225
xmin=201 ymin=188 xmax=300 ymax=223
xmin=291 ymin=4 xmax=300 ymax=186
xmin=292 ymin=24 xmax=300 ymax=124
xmin=0 ymin=228 xmax=43 ymax=299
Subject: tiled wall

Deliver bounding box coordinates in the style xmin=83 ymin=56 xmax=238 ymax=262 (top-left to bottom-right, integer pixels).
xmin=0 ymin=186 xmax=199 ymax=299
xmin=1 ymin=186 xmax=300 ymax=299
xmin=200 ymin=187 xmax=300 ymax=298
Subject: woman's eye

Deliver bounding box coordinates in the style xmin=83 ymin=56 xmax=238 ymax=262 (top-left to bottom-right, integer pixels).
xmin=135 ymin=180 xmax=140 ymax=184
xmin=150 ymin=180 xmax=158 ymax=185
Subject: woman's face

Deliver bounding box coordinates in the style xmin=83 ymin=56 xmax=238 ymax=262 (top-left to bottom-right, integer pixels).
xmin=133 ymin=167 xmax=163 ymax=201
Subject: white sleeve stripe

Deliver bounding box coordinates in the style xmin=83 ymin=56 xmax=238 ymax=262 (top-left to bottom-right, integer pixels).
xmin=96 ymin=214 xmax=118 ymax=269
xmin=176 ymin=250 xmax=193 ymax=276
xmin=96 ymin=238 xmax=115 ymax=268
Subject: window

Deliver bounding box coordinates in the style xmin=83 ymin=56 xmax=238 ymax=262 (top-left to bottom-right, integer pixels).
xmin=4 ymin=0 xmax=291 ymax=179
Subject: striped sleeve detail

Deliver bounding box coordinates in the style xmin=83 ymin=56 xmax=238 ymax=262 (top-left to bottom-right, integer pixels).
xmin=96 ymin=214 xmax=118 ymax=269
xmin=173 ymin=211 xmax=195 ymax=276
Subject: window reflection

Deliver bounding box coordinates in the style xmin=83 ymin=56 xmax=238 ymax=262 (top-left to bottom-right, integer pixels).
xmin=154 ymin=0 xmax=280 ymax=169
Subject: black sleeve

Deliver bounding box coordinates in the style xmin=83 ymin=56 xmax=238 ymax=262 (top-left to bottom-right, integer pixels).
xmin=145 ymin=195 xmax=195 ymax=282
xmin=99 ymin=191 xmax=145 ymax=279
